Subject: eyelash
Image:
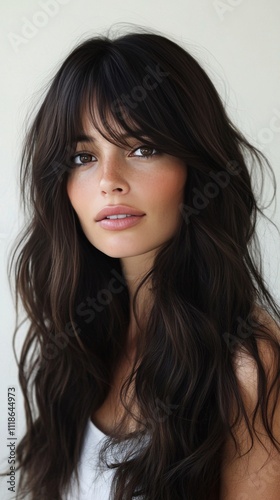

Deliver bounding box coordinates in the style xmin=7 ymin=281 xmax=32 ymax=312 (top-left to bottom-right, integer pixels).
xmin=71 ymin=145 xmax=160 ymax=167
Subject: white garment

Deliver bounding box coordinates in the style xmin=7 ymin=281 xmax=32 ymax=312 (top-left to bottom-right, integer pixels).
xmin=64 ymin=420 xmax=115 ymax=499
xmin=64 ymin=420 xmax=149 ymax=500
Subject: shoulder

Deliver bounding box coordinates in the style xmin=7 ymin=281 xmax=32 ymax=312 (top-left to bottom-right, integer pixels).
xmin=233 ymin=306 xmax=280 ymax=397
xmin=220 ymin=306 xmax=280 ymax=499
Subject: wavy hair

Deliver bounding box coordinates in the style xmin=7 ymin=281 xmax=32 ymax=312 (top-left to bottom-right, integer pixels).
xmin=6 ymin=26 xmax=280 ymax=499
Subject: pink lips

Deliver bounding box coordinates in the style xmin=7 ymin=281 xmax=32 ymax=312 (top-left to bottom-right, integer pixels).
xmin=97 ymin=215 xmax=145 ymax=231
xmin=95 ymin=205 xmax=146 ymax=222
xmin=95 ymin=205 xmax=146 ymax=231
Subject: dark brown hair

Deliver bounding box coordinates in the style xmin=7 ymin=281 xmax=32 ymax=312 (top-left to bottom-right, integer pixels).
xmin=6 ymin=25 xmax=280 ymax=499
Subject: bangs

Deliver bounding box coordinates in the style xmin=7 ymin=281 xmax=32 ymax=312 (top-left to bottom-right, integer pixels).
xmin=46 ymin=39 xmax=194 ymax=182
xmin=66 ymin=47 xmax=187 ymax=154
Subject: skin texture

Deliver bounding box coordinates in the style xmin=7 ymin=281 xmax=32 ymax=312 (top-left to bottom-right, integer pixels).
xmin=66 ymin=115 xmax=188 ymax=297
xmin=220 ymin=309 xmax=280 ymax=499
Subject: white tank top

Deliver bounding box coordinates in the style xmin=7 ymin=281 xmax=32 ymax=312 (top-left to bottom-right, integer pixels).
xmin=64 ymin=420 xmax=149 ymax=499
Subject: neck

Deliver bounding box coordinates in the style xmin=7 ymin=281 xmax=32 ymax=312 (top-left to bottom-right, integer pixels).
xmin=120 ymin=251 xmax=155 ymax=347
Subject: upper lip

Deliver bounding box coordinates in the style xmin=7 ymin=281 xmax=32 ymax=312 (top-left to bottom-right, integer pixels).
xmin=95 ymin=205 xmax=146 ymax=221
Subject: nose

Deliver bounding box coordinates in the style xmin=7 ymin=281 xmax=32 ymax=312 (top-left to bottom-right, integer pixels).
xmin=99 ymin=156 xmax=130 ymax=195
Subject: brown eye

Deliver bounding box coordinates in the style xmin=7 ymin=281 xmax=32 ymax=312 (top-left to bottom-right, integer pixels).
xmin=80 ymin=154 xmax=92 ymax=163
xmin=72 ymin=153 xmax=96 ymax=166
xmin=132 ymin=146 xmax=159 ymax=158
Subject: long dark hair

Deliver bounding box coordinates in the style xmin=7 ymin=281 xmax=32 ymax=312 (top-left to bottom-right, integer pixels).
xmin=7 ymin=25 xmax=280 ymax=499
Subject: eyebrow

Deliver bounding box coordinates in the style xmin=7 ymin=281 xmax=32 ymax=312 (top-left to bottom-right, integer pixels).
xmin=74 ymin=134 xmax=93 ymax=143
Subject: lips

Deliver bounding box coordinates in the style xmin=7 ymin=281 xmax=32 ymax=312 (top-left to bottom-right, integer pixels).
xmin=95 ymin=205 xmax=146 ymax=222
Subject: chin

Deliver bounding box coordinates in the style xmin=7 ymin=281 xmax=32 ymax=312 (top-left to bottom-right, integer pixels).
xmin=100 ymin=250 xmax=139 ymax=259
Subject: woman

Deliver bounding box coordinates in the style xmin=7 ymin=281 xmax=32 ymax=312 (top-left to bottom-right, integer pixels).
xmin=8 ymin=27 xmax=280 ymax=499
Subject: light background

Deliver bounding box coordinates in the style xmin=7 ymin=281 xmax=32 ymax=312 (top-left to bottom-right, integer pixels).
xmin=0 ymin=0 xmax=279 ymax=497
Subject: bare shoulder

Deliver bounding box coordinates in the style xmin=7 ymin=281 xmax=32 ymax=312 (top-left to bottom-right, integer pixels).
xmin=233 ymin=305 xmax=280 ymax=389
xmin=220 ymin=305 xmax=280 ymax=499
xmin=251 ymin=304 xmax=280 ymax=344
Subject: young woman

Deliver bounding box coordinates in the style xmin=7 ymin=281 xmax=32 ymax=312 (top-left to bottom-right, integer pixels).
xmin=8 ymin=27 xmax=280 ymax=499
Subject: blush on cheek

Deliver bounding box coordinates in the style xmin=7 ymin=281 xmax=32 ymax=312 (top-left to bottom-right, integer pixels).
xmin=66 ymin=179 xmax=81 ymax=213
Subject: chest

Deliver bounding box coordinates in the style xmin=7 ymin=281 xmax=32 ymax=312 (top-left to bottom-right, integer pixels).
xmin=91 ymin=352 xmax=139 ymax=436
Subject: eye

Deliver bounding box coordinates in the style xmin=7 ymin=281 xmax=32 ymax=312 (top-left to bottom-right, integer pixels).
xmin=130 ymin=145 xmax=160 ymax=158
xmin=71 ymin=152 xmax=96 ymax=166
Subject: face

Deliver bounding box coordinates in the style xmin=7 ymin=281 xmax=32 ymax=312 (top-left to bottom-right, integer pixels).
xmin=66 ymin=115 xmax=188 ymax=262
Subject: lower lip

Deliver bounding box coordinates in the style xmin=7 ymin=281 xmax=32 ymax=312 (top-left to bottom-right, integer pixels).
xmin=97 ymin=215 xmax=145 ymax=230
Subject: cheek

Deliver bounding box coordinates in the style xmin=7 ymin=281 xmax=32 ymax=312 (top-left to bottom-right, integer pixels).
xmin=66 ymin=178 xmax=85 ymax=215
xmin=66 ymin=177 xmax=75 ymax=201
xmin=66 ymin=182 xmax=89 ymax=233
xmin=155 ymin=168 xmax=187 ymax=208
